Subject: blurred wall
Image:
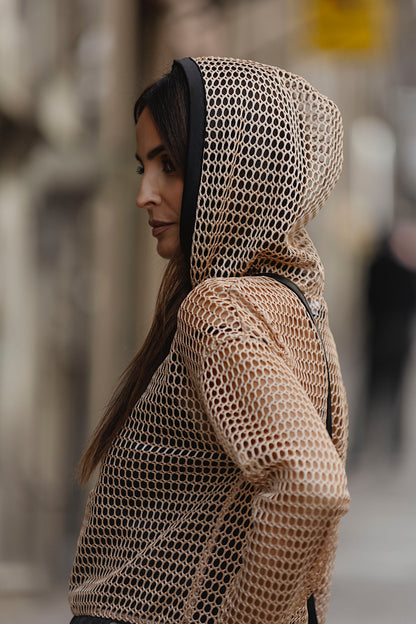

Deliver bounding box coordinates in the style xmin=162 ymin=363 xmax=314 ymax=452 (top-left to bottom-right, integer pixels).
xmin=0 ymin=0 xmax=415 ymax=594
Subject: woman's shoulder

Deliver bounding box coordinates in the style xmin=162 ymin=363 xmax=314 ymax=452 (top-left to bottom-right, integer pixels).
xmin=182 ymin=275 xmax=294 ymax=308
xmin=178 ymin=277 xmax=243 ymax=333
xmin=178 ymin=275 xmax=294 ymax=335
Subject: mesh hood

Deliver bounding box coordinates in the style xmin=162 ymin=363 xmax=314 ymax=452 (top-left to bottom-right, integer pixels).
xmin=177 ymin=57 xmax=343 ymax=299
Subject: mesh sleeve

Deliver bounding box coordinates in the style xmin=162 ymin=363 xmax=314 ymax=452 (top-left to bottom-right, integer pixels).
xmin=178 ymin=282 xmax=350 ymax=623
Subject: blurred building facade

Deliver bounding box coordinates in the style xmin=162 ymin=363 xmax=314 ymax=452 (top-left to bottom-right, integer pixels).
xmin=0 ymin=0 xmax=415 ymax=598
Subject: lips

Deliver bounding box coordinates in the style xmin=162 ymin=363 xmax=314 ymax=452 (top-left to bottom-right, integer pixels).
xmin=149 ymin=219 xmax=174 ymax=237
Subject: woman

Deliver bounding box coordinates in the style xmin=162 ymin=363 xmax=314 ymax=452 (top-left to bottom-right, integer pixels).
xmin=69 ymin=57 xmax=349 ymax=624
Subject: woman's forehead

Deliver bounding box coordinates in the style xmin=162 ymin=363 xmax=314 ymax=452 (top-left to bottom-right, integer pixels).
xmin=135 ymin=108 xmax=163 ymax=157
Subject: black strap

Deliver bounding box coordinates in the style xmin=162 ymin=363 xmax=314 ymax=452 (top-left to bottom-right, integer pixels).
xmin=256 ymin=274 xmax=333 ymax=624
xmin=307 ymin=594 xmax=319 ymax=623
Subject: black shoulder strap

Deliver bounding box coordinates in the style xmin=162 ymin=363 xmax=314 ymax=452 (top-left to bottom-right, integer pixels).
xmin=256 ymin=274 xmax=332 ymax=624
xmin=307 ymin=594 xmax=319 ymax=624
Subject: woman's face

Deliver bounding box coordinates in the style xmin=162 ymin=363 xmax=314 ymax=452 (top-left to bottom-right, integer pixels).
xmin=135 ymin=107 xmax=184 ymax=259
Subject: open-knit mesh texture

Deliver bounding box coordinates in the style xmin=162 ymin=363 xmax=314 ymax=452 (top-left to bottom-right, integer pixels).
xmin=69 ymin=57 xmax=349 ymax=624
xmin=188 ymin=57 xmax=343 ymax=303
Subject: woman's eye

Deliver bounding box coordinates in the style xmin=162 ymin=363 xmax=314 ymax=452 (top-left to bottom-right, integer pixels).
xmin=136 ymin=164 xmax=144 ymax=176
xmin=162 ymin=155 xmax=175 ymax=174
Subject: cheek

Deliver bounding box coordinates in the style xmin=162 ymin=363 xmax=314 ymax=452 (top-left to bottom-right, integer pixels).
xmin=172 ymin=180 xmax=184 ymax=217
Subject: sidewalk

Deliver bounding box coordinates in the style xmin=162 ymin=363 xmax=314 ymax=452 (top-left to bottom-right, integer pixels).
xmin=327 ymin=350 xmax=416 ymax=624
xmin=328 ymin=454 xmax=416 ymax=624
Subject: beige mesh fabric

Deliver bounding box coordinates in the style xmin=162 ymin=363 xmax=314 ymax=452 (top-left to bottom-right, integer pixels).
xmin=189 ymin=57 xmax=343 ymax=304
xmin=69 ymin=57 xmax=349 ymax=624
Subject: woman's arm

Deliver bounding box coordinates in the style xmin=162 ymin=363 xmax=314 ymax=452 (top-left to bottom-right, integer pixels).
xmin=178 ymin=277 xmax=349 ymax=622
xmin=197 ymin=332 xmax=349 ymax=623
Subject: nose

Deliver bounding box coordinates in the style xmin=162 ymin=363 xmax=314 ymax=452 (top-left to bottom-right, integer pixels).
xmin=135 ymin=173 xmax=161 ymax=210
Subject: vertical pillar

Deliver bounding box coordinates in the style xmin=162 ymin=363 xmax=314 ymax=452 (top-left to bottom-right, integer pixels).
xmin=87 ymin=0 xmax=146 ymax=429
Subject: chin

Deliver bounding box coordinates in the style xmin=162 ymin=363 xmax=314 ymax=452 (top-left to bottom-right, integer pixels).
xmin=156 ymin=241 xmax=180 ymax=260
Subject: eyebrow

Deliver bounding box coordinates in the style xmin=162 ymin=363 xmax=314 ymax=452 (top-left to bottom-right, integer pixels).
xmin=135 ymin=145 xmax=165 ymax=162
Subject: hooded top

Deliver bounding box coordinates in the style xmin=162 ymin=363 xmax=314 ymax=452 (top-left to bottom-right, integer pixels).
xmin=69 ymin=57 xmax=349 ymax=624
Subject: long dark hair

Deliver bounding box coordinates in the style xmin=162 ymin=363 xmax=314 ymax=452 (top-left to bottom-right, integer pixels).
xmin=78 ymin=64 xmax=191 ymax=484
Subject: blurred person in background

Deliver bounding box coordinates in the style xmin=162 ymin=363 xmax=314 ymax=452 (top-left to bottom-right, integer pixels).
xmin=68 ymin=57 xmax=349 ymax=624
xmin=353 ymin=217 xmax=416 ymax=463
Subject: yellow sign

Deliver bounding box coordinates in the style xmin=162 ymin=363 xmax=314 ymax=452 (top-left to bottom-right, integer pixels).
xmin=305 ymin=0 xmax=392 ymax=53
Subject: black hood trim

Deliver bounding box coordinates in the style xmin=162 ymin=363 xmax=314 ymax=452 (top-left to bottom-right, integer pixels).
xmin=174 ymin=57 xmax=206 ymax=264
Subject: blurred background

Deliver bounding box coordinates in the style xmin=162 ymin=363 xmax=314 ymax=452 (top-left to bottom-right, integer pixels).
xmin=1 ymin=1 xmax=415 ymax=622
